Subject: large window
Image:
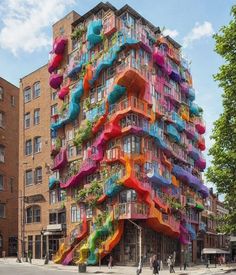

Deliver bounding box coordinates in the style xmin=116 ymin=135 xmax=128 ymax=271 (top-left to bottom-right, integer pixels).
xmin=35 ymin=167 xmax=42 ymax=183
xmin=123 ymin=135 xmax=141 ymax=154
xmin=25 ymin=139 xmax=32 ymax=155
xmin=24 ymin=112 xmax=30 ymax=128
xmin=25 ymin=170 xmax=33 ymax=186
xmin=24 ymin=87 xmax=31 ymax=103
xmin=0 ymin=145 xmax=5 ymax=163
xmin=0 ymin=87 xmax=4 ymax=101
xmin=71 ymin=205 xmax=81 ymax=223
xmin=0 ymin=112 xmax=5 ymax=128
xmin=0 ymin=203 xmax=6 ymax=218
xmin=34 ymin=137 xmax=41 ymax=153
xmin=33 ymin=82 xmax=40 ymax=98
xmin=26 ymin=206 xmax=41 ymax=223
xmin=0 ymin=175 xmax=3 ymax=191
xmin=34 ymin=109 xmax=40 ymax=125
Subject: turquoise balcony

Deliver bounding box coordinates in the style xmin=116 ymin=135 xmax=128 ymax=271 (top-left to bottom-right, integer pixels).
xmin=49 ymin=176 xmax=60 ymax=189
xmin=190 ymin=102 xmax=202 ymax=117
xmin=188 ymin=88 xmax=195 ymax=101
xmin=172 ymin=112 xmax=186 ymax=132
xmin=104 ymin=173 xmax=123 ymax=197
xmin=108 ymin=85 xmax=126 ymax=105
xmin=86 ymin=19 xmax=103 ymax=50
xmin=167 ymin=124 xmax=181 ymax=143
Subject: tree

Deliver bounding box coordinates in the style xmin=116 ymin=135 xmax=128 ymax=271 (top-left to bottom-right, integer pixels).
xmin=206 ymin=5 xmax=236 ymax=233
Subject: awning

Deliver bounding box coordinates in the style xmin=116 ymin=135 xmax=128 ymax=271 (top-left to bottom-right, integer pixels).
xmin=202 ymin=248 xmax=230 ymax=254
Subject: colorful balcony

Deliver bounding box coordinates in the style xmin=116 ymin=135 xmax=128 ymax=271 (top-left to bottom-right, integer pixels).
xmin=188 ymin=88 xmax=195 ymax=101
xmin=51 ymin=148 xmax=67 ymax=171
xmin=180 ymin=81 xmax=189 ymax=94
xmin=194 ymin=117 xmax=206 ymax=134
xmin=166 ymin=124 xmax=181 ymax=143
xmin=49 ymin=176 xmax=60 ymax=189
xmin=195 ymin=155 xmax=206 ymax=170
xmin=86 ymin=102 xmax=106 ymax=122
xmin=197 ymin=136 xmax=206 ymax=151
xmin=153 ymin=48 xmax=165 ymax=67
xmin=185 ymin=223 xmax=196 ymax=240
xmin=148 ymin=123 xmax=169 ymax=151
xmin=86 ymin=19 xmax=103 ymax=50
xmin=198 ymin=184 xmax=209 ymax=198
xmin=49 ymin=73 xmax=63 ymax=89
xmin=147 ymin=166 xmax=171 ymax=187
xmin=190 ymin=102 xmax=202 ymax=117
xmin=185 ymin=122 xmax=195 ymax=139
xmin=58 ymin=83 xmax=70 ymax=100
xmin=169 ymin=66 xmax=181 ymax=83
xmin=115 ymin=202 xmax=149 ymax=220
xmin=52 ymin=37 xmax=67 ymax=54
xmin=107 ymin=85 xmax=126 ymax=105
xmin=48 ymin=54 xmax=63 ymax=73
xmin=199 ymin=222 xmax=207 ymax=232
xmin=172 ymin=112 xmax=186 ymax=131
xmin=104 ymin=173 xmax=123 ymax=197
xmin=188 ymin=144 xmax=200 ymax=161
xmin=162 ymin=214 xmax=180 ymax=233
xmin=104 ymin=147 xmax=121 ymax=163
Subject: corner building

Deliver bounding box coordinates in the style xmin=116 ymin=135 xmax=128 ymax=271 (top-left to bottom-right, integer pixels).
xmin=24 ymin=2 xmax=209 ymax=265
xmin=0 ymin=78 xmax=19 ymax=257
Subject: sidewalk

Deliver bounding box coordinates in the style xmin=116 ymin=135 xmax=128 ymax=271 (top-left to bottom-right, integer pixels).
xmin=0 ymin=257 xmax=235 ymax=274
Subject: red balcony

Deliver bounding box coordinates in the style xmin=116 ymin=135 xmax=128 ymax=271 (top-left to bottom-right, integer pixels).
xmin=115 ymin=202 xmax=149 ymax=220
xmin=51 ymin=148 xmax=67 ymax=171
xmin=194 ymin=117 xmax=206 ymax=134
xmin=198 ymin=136 xmax=206 ymax=151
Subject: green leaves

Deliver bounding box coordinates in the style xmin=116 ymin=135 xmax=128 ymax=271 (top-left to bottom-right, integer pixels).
xmin=206 ymin=5 xmax=236 ymax=233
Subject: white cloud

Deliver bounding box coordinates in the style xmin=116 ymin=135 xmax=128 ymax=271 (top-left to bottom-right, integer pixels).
xmin=163 ymin=28 xmax=179 ymax=38
xmin=0 ymin=0 xmax=75 ymax=55
xmin=183 ymin=21 xmax=214 ymax=48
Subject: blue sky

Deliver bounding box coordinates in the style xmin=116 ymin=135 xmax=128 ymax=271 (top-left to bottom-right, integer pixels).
xmin=0 ymin=0 xmax=234 ymax=189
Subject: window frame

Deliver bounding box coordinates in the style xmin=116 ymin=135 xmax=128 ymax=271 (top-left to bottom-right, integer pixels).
xmin=25 ymin=169 xmax=33 ymax=186
xmin=25 ymin=139 xmax=32 ymax=156
xmin=35 ymin=167 xmax=42 ymax=184
xmin=0 ymin=203 xmax=6 ymax=218
xmin=0 ymin=145 xmax=5 ymax=163
xmin=0 ymin=175 xmax=3 ymax=191
xmin=34 ymin=136 xmax=42 ymax=153
xmin=33 ymin=82 xmax=40 ymax=98
xmin=24 ymin=87 xmax=31 ymax=103
xmin=0 ymin=87 xmax=4 ymax=101
xmin=24 ymin=112 xmax=30 ymax=129
xmin=33 ymin=109 xmax=40 ymax=125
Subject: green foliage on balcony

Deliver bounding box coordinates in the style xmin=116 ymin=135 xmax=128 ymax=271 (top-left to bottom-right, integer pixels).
xmin=55 ymin=137 xmax=62 ymax=151
xmin=71 ymin=26 xmax=87 ymax=40
xmin=73 ymin=120 xmax=93 ymax=147
xmin=166 ymin=197 xmax=183 ymax=211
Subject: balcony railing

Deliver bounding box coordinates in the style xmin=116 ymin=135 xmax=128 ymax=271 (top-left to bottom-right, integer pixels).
xmin=115 ymin=202 xmax=149 ymax=219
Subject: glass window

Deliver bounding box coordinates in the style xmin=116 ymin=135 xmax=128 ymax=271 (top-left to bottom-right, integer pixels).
xmin=24 ymin=87 xmax=31 ymax=103
xmin=68 ymin=145 xmax=74 ymax=158
xmin=35 ymin=167 xmax=42 ymax=183
xmin=28 ymin=236 xmax=33 ymax=254
xmin=123 ymin=135 xmax=141 ymax=154
xmin=0 ymin=204 xmax=5 ymax=218
xmin=25 ymin=170 xmax=33 ymax=186
xmin=0 ymin=175 xmax=3 ymax=191
xmin=24 ymin=112 xmax=30 ymax=128
xmin=11 ymin=96 xmax=15 ymax=106
xmin=0 ymin=145 xmax=5 ymax=163
xmin=34 ymin=207 xmax=41 ymax=222
xmin=0 ymin=112 xmax=4 ymax=128
xmin=49 ymin=213 xmax=57 ymax=224
xmin=34 ymin=109 xmax=40 ymax=125
xmin=49 ymin=190 xmax=57 ymax=204
xmin=97 ymin=86 xmax=103 ymax=101
xmin=26 ymin=207 xmax=32 ymax=223
xmin=51 ymin=104 xmax=58 ymax=116
xmin=90 ymin=89 xmax=96 ymax=104
xmin=51 ymin=91 xmax=57 ymax=101
xmin=34 ymin=137 xmax=41 ymax=153
xmin=0 ymin=87 xmax=4 ymax=101
xmin=86 ymin=205 xmax=93 ymax=219
xmin=25 ymin=139 xmax=32 ymax=155
xmin=33 ymin=82 xmax=40 ymax=98
xmin=71 ymin=205 xmax=77 ymax=223
xmin=26 ymin=206 xmax=40 ymax=223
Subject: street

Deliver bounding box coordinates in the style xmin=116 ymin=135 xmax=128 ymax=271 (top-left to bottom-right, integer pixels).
xmin=1 ymin=259 xmax=236 ymax=275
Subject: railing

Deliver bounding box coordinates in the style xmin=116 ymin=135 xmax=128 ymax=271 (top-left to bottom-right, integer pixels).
xmin=162 ymin=213 xmax=180 ymax=231
xmin=115 ymin=202 xmax=149 ymax=219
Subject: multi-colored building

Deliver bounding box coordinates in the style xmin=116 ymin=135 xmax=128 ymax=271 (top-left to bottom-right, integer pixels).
xmin=0 ymin=77 xmax=19 ymax=257
xmin=48 ymin=2 xmax=209 ymax=266
xmin=18 ymin=2 xmax=210 ymax=265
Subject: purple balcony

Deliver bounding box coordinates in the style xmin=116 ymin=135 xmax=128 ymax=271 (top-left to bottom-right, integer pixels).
xmin=53 ymin=37 xmax=67 ymax=54
xmin=180 ymin=82 xmax=189 ymax=94
xmin=185 ymin=123 xmax=195 ymax=140
xmin=49 ymin=73 xmax=63 ymax=89
xmin=169 ymin=68 xmax=181 ymax=83
xmin=188 ymin=144 xmax=200 ymax=161
xmin=198 ymin=184 xmax=209 ymax=198
xmin=51 ymin=148 xmax=67 ymax=171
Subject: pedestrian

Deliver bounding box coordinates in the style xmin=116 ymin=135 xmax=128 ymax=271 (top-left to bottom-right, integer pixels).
xmin=108 ymin=255 xmax=113 ymax=269
xmin=159 ymin=259 xmax=163 ymax=270
xmin=150 ymin=255 xmax=154 ymax=269
xmin=152 ymin=255 xmax=160 ymax=275
xmin=167 ymin=256 xmax=175 ymax=273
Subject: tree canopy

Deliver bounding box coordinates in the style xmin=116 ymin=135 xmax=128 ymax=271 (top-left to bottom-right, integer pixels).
xmin=206 ymin=5 xmax=236 ymax=233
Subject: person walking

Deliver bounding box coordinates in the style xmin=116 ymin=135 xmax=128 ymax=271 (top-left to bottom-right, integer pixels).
xmin=108 ymin=255 xmax=113 ymax=269
xmin=167 ymin=256 xmax=175 ymax=273
xmin=152 ymin=255 xmax=160 ymax=275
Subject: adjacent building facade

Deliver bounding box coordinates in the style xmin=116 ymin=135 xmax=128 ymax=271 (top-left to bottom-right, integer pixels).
xmin=0 ymin=77 xmax=19 ymax=257
xmin=19 ymin=2 xmax=231 ymax=266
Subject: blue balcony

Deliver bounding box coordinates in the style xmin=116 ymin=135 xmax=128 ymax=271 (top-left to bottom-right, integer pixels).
xmin=188 ymin=88 xmax=195 ymax=101
xmin=172 ymin=112 xmax=186 ymax=132
xmin=190 ymin=102 xmax=202 ymax=117
xmin=108 ymin=85 xmax=126 ymax=105
xmin=147 ymin=167 xmax=171 ymax=187
xmin=87 ymin=19 xmax=103 ymax=50
xmin=166 ymin=124 xmax=181 ymax=143
xmin=104 ymin=173 xmax=123 ymax=197
xmin=86 ymin=102 xmax=106 ymax=122
xmin=185 ymin=223 xmax=196 ymax=240
xmin=188 ymin=144 xmax=200 ymax=161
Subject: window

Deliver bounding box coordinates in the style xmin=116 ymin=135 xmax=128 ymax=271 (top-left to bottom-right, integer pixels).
xmin=34 ymin=109 xmax=40 ymax=125
xmin=0 ymin=175 xmax=3 ymax=191
xmin=71 ymin=205 xmax=77 ymax=223
xmin=33 ymin=82 xmax=40 ymax=98
xmin=49 ymin=190 xmax=57 ymax=204
xmin=86 ymin=205 xmax=93 ymax=218
xmin=24 ymin=112 xmax=30 ymax=128
xmin=51 ymin=104 xmax=58 ymax=116
xmin=0 ymin=112 xmax=4 ymax=128
xmin=25 ymin=170 xmax=33 ymax=186
xmin=35 ymin=167 xmax=42 ymax=183
xmin=97 ymin=86 xmax=103 ymax=101
xmin=0 ymin=203 xmax=6 ymax=218
xmin=25 ymin=139 xmax=32 ymax=155
xmin=68 ymin=145 xmax=74 ymax=158
xmin=90 ymin=89 xmax=96 ymax=104
xmin=34 ymin=137 xmax=41 ymax=153
xmin=0 ymin=145 xmax=5 ymax=163
xmin=51 ymin=91 xmax=57 ymax=101
xmin=49 ymin=213 xmax=57 ymax=224
xmin=123 ymin=135 xmax=141 ymax=154
xmin=24 ymin=87 xmax=31 ymax=103
xmin=11 ymin=96 xmax=15 ymax=106
xmin=26 ymin=206 xmax=41 ymax=223
xmin=0 ymin=87 xmax=4 ymax=101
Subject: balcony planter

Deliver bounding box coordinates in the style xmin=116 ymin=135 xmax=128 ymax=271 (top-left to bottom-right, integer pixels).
xmin=195 ymin=203 xmax=204 ymax=211
xmin=73 ymin=121 xmax=93 ymax=147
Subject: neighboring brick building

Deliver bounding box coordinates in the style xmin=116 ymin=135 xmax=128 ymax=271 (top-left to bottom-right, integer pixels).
xmin=18 ymin=11 xmax=80 ymax=259
xmin=0 ymin=77 xmax=19 ymax=257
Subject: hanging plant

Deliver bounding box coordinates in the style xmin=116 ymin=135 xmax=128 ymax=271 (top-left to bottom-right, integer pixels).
xmin=73 ymin=120 xmax=93 ymax=147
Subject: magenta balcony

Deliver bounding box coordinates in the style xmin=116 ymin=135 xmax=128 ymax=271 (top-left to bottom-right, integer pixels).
xmin=180 ymin=82 xmax=189 ymax=94
xmin=194 ymin=117 xmax=206 ymax=134
xmin=58 ymin=84 xmax=70 ymax=100
xmin=49 ymin=73 xmax=63 ymax=89
xmin=195 ymin=155 xmax=206 ymax=170
xmin=53 ymin=37 xmax=67 ymax=54
xmin=153 ymin=48 xmax=165 ymax=67
xmin=48 ymin=54 xmax=63 ymax=73
xmin=115 ymin=202 xmax=149 ymax=220
xmin=51 ymin=148 xmax=67 ymax=171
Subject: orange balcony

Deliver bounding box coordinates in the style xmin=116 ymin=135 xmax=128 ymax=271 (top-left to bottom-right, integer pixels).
xmin=162 ymin=213 xmax=180 ymax=232
xmin=115 ymin=202 xmax=149 ymax=220
xmin=109 ymin=96 xmax=152 ymax=120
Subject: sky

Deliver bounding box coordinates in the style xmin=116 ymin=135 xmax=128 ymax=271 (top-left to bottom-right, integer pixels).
xmin=0 ymin=0 xmax=234 ymax=191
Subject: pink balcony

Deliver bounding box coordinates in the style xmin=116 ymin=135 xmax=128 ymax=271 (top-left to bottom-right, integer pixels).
xmin=51 ymin=148 xmax=67 ymax=171
xmin=49 ymin=73 xmax=63 ymax=89
xmin=115 ymin=202 xmax=149 ymax=220
xmin=153 ymin=48 xmax=165 ymax=67
xmin=162 ymin=213 xmax=180 ymax=232
xmin=195 ymin=155 xmax=206 ymax=170
xmin=58 ymin=84 xmax=70 ymax=100
xmin=194 ymin=117 xmax=206 ymax=134
xmin=180 ymin=82 xmax=189 ymax=94
xmin=52 ymin=37 xmax=67 ymax=54
xmin=185 ymin=123 xmax=195 ymax=140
